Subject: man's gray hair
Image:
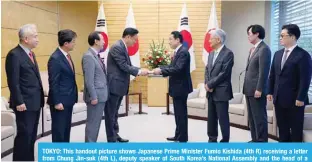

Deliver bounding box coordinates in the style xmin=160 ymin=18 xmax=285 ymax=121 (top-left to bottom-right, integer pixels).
xmin=18 ymin=24 xmax=37 ymax=42
xmin=210 ymin=29 xmax=226 ymax=44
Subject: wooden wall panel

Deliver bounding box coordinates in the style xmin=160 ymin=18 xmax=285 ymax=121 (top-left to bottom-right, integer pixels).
xmin=1 ymin=28 xmax=19 ymax=58
xmin=58 ymin=1 xmax=98 ymax=91
xmin=18 ymin=1 xmax=58 ymax=13
xmin=1 ymin=1 xmax=59 ymax=96
xmin=1 ymin=1 xmax=58 ymax=34
xmin=2 ymin=58 xmax=7 ymax=88
xmin=1 ymin=0 xmax=221 ymax=104
xmin=99 ymin=0 xmax=221 ymax=103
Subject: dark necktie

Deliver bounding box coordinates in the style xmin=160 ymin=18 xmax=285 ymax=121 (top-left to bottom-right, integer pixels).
xmin=97 ymin=54 xmax=106 ymax=74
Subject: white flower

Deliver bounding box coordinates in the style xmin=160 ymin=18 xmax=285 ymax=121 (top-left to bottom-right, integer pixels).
xmin=156 ymin=56 xmax=159 ymax=58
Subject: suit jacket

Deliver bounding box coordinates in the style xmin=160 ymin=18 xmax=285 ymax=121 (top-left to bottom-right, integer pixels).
xmin=47 ymin=48 xmax=78 ymax=106
xmin=160 ymin=46 xmax=193 ymax=97
xmin=5 ymin=45 xmax=44 ymax=111
xmin=205 ymin=46 xmax=234 ymax=101
xmin=107 ymin=39 xmax=139 ymax=96
xmin=243 ymin=41 xmax=271 ymax=96
xmin=82 ymin=48 xmax=108 ymax=103
xmin=269 ymin=46 xmax=312 ymax=107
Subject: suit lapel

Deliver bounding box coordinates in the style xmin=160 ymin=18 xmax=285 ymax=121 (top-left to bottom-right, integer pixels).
xmin=246 ymin=42 xmax=263 ymax=69
xmin=281 ymin=46 xmax=298 ymax=73
xmin=89 ymin=48 xmax=106 ymax=73
xmin=119 ymin=40 xmax=131 ymax=65
xmin=17 ymin=46 xmax=42 ymax=85
xmin=172 ymin=46 xmax=183 ymax=64
xmin=276 ymin=50 xmax=283 ymax=75
xmin=211 ymin=46 xmax=225 ymax=72
xmin=57 ymin=48 xmax=74 ymax=75
xmin=208 ymin=52 xmax=214 ymax=76
xmin=18 ymin=46 xmax=40 ymax=75
xmin=249 ymin=42 xmax=262 ymax=61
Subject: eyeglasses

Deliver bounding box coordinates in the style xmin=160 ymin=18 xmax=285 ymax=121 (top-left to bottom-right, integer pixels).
xmin=280 ymin=34 xmax=290 ymax=38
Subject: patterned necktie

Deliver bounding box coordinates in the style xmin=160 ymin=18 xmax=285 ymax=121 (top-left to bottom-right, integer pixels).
xmin=29 ymin=51 xmax=35 ymax=64
xmin=98 ymin=54 xmax=106 ymax=74
xmin=281 ymin=49 xmax=290 ymax=69
xmin=66 ymin=54 xmax=74 ymax=71
xmin=249 ymin=47 xmax=256 ymax=59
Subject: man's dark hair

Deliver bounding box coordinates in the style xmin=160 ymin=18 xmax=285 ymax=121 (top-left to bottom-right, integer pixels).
xmin=247 ymin=24 xmax=265 ymax=39
xmin=88 ymin=31 xmax=101 ymax=46
xmin=122 ymin=28 xmax=139 ymax=38
xmin=58 ymin=29 xmax=77 ymax=46
xmin=282 ymin=24 xmax=301 ymax=40
xmin=171 ymin=31 xmax=183 ymax=44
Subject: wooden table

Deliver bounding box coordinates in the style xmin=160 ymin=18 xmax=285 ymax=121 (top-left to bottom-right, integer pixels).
xmin=162 ymin=93 xmax=174 ymax=115
xmin=126 ymin=92 xmax=147 ymax=115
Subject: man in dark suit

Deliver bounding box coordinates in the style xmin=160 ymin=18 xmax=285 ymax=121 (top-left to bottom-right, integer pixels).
xmin=153 ymin=31 xmax=193 ymax=142
xmin=243 ymin=25 xmax=271 ymax=142
xmin=205 ymin=29 xmax=234 ymax=142
xmin=268 ymin=24 xmax=312 ymax=142
xmin=47 ymin=29 xmax=78 ymax=142
xmin=5 ymin=24 xmax=44 ymax=161
xmin=105 ymin=28 xmax=149 ymax=142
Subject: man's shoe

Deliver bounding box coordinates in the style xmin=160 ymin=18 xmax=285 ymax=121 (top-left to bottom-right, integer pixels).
xmin=166 ymin=137 xmax=177 ymax=141
xmin=117 ymin=137 xmax=129 ymax=143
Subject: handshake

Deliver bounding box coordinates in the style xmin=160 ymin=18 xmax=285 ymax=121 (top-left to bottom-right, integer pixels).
xmin=139 ymin=68 xmax=162 ymax=76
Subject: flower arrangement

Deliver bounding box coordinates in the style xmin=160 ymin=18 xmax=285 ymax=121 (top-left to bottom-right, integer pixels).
xmin=142 ymin=40 xmax=172 ymax=70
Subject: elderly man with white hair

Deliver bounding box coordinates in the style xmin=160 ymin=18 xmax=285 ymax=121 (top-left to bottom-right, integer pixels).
xmin=204 ymin=29 xmax=234 ymax=142
xmin=5 ymin=24 xmax=44 ymax=161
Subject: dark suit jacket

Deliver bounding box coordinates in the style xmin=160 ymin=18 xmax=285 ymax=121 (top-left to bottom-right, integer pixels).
xmin=107 ymin=39 xmax=139 ymax=96
xmin=269 ymin=46 xmax=312 ymax=107
xmin=160 ymin=46 xmax=193 ymax=97
xmin=47 ymin=48 xmax=78 ymax=106
xmin=243 ymin=41 xmax=271 ymax=96
xmin=205 ymin=46 xmax=234 ymax=101
xmin=5 ymin=45 xmax=44 ymax=111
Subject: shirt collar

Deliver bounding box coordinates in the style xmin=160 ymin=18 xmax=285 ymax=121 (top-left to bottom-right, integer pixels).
xmin=121 ymin=39 xmax=128 ymax=52
xmin=254 ymin=40 xmax=262 ymax=48
xmin=90 ymin=47 xmax=99 ymax=55
xmin=58 ymin=47 xmax=69 ymax=57
xmin=175 ymin=44 xmax=183 ymax=53
xmin=215 ymin=44 xmax=225 ymax=54
xmin=285 ymin=44 xmax=297 ymax=53
xmin=19 ymin=44 xmax=31 ymax=55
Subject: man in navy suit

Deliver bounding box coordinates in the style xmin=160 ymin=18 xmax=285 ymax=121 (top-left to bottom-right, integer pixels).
xmin=47 ymin=29 xmax=78 ymax=142
xmin=5 ymin=24 xmax=44 ymax=161
xmin=153 ymin=31 xmax=193 ymax=142
xmin=268 ymin=24 xmax=312 ymax=142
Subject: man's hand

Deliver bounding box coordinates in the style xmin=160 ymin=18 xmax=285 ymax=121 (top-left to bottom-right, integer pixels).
xmin=205 ymin=84 xmax=213 ymax=92
xmin=91 ymin=99 xmax=98 ymax=105
xmin=139 ymin=68 xmax=149 ymax=76
xmin=55 ymin=103 xmax=64 ymax=110
xmin=254 ymin=90 xmax=262 ymax=98
xmin=295 ymin=100 xmax=304 ymax=107
xmin=16 ymin=104 xmax=27 ymax=111
xmin=267 ymin=95 xmax=273 ymax=101
xmin=153 ymin=68 xmax=162 ymax=75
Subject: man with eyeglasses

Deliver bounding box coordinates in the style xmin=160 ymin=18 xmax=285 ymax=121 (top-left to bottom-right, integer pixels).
xmin=268 ymin=24 xmax=312 ymax=142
